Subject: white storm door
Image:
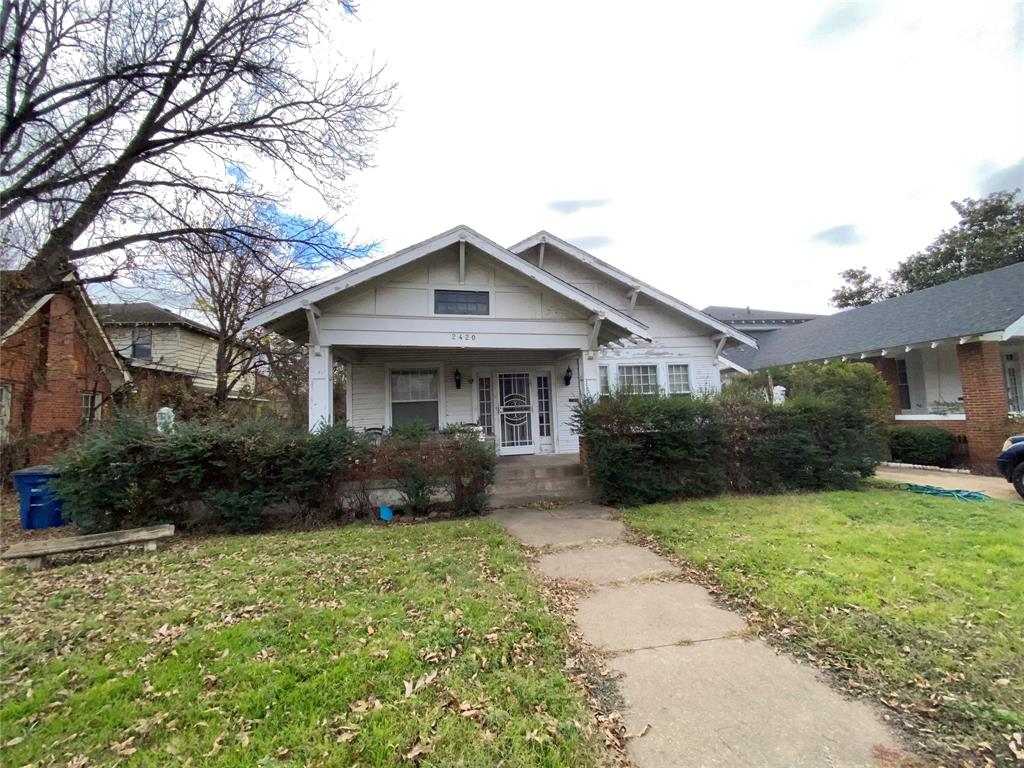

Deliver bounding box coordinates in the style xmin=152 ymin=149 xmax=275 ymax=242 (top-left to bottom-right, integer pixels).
xmin=497 ymin=372 xmax=535 ymax=455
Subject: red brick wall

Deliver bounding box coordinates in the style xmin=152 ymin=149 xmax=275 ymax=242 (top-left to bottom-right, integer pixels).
xmin=871 ymin=358 xmax=904 ymax=414
xmin=1 ymin=293 xmax=116 ymax=465
xmin=957 ymin=342 xmax=1015 ymax=474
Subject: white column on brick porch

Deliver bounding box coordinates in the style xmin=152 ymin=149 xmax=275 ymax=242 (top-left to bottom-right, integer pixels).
xmin=308 ymin=344 xmax=334 ymax=431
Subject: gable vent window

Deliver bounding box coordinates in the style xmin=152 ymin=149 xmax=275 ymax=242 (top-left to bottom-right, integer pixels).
xmin=434 ymin=290 xmax=489 ymax=315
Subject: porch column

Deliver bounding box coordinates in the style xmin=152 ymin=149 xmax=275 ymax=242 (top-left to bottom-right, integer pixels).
xmin=957 ymin=341 xmax=1010 ymax=474
xmin=308 ymin=345 xmax=334 ymax=432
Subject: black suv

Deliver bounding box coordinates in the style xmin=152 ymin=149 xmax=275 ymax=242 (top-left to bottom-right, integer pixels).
xmin=996 ymin=435 xmax=1024 ymax=499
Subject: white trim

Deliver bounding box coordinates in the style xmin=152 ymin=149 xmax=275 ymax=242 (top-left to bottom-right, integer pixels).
xmin=718 ymin=356 xmax=749 ymax=374
xmin=1 ymin=294 xmax=54 ymax=342
xmin=508 ymin=231 xmax=758 ymax=349
xmin=244 ymin=225 xmax=649 ymax=340
xmin=894 ymin=413 xmax=967 ymax=421
xmin=1003 ymin=312 xmax=1024 ymax=340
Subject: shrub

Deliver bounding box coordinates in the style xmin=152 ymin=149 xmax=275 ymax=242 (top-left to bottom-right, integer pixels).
xmin=441 ymin=424 xmax=497 ymax=516
xmin=576 ymin=390 xmax=882 ymax=506
xmin=54 ymin=415 xmax=364 ymax=533
xmin=888 ymin=425 xmax=957 ymax=466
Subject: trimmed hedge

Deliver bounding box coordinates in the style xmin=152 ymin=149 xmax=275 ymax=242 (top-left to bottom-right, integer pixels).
xmin=54 ymin=415 xmax=496 ymax=533
xmin=888 ymin=425 xmax=957 ymax=467
xmin=576 ymin=392 xmax=883 ymax=506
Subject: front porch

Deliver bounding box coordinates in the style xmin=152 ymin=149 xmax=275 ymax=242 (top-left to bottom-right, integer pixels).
xmin=313 ymin=346 xmax=593 ymax=457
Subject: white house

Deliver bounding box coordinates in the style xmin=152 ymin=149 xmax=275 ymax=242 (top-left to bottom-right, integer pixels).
xmin=245 ymin=225 xmax=755 ymax=457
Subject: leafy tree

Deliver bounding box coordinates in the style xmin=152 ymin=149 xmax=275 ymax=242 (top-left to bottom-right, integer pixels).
xmin=831 ymin=190 xmax=1024 ymax=307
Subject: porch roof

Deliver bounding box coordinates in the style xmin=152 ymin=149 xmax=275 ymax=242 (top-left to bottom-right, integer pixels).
xmin=244 ymin=225 xmax=650 ymax=344
xmin=741 ymin=262 xmax=1024 ymax=369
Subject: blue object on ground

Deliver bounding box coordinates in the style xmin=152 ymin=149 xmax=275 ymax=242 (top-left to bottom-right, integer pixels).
xmin=379 ymin=505 xmax=393 ymax=522
xmin=899 ymin=483 xmax=989 ymax=502
xmin=11 ymin=465 xmax=66 ymax=529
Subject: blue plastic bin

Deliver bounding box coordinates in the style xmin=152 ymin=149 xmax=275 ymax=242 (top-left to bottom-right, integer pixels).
xmin=11 ymin=465 xmax=66 ymax=529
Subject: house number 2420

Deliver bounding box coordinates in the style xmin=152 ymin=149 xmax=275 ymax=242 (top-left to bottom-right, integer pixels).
xmin=451 ymin=333 xmax=477 ymax=341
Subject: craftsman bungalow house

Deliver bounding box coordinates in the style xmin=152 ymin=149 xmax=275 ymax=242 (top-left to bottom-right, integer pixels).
xmin=741 ymin=262 xmax=1024 ymax=473
xmin=245 ymin=226 xmax=754 ymax=456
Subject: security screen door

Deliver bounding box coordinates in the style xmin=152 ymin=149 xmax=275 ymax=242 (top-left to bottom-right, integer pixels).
xmin=497 ymin=372 xmax=534 ymax=455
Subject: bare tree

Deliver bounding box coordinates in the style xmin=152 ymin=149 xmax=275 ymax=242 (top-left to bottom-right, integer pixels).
xmin=1 ymin=0 xmax=394 ymax=295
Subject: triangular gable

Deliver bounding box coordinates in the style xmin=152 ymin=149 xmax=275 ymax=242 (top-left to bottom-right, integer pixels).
xmin=509 ymin=231 xmax=757 ymax=348
xmin=245 ymin=225 xmax=651 ymax=341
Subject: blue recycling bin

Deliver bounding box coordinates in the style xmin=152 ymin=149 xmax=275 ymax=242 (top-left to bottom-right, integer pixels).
xmin=11 ymin=465 xmax=66 ymax=529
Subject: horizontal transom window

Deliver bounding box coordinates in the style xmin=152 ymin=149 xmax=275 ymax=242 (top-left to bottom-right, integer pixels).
xmin=434 ymin=289 xmax=489 ymax=315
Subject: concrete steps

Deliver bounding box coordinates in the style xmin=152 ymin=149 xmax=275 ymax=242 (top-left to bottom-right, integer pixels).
xmin=489 ymin=456 xmax=593 ymax=508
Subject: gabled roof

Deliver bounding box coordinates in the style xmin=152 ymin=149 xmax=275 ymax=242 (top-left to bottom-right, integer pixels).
xmin=703 ymin=305 xmax=822 ymax=325
xmin=509 ymin=231 xmax=757 ymax=348
xmin=1 ymin=271 xmax=131 ymax=384
xmin=95 ymin=302 xmax=218 ymax=338
xmin=244 ymin=225 xmax=651 ymax=341
xmin=745 ymin=262 xmax=1024 ymax=369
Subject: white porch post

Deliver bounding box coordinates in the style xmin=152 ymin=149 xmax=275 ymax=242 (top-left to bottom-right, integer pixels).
xmin=308 ymin=345 xmax=334 ymax=432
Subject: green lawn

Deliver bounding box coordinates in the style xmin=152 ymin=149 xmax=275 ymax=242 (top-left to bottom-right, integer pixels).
xmin=624 ymin=488 xmax=1024 ymax=764
xmin=0 ymin=521 xmax=605 ymax=767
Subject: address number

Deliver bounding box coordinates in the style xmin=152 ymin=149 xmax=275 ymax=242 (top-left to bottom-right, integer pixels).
xmin=451 ymin=333 xmax=477 ymax=341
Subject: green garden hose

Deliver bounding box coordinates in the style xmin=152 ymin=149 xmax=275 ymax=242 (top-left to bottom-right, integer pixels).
xmin=899 ymin=483 xmax=990 ymax=502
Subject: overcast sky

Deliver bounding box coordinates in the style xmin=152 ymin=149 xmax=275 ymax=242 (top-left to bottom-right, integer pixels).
xmin=308 ymin=0 xmax=1023 ymax=315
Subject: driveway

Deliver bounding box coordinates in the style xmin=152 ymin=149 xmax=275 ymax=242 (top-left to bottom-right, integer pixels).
xmin=875 ymin=466 xmax=1020 ymax=502
xmin=491 ymin=504 xmax=911 ymax=768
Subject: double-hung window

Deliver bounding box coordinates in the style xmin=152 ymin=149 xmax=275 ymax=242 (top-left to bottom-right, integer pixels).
xmin=598 ymin=366 xmax=610 ymax=397
xmin=617 ymin=365 xmax=658 ymax=395
xmin=434 ymin=289 xmax=489 ymax=315
xmin=81 ymin=391 xmax=102 ymax=424
xmin=131 ymin=327 xmax=152 ymax=360
xmin=390 ymin=369 xmax=439 ymax=429
xmin=667 ymin=364 xmax=691 ymax=395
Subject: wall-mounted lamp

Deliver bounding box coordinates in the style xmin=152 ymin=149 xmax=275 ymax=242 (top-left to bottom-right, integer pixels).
xmin=563 ymin=366 xmax=573 ymax=386
xmin=454 ymin=368 xmax=462 ymax=389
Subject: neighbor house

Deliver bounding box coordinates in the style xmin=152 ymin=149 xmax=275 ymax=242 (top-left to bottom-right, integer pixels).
xmin=743 ymin=262 xmax=1024 ymax=473
xmin=1 ymin=271 xmax=130 ymax=465
xmin=245 ymin=225 xmax=755 ymax=457
xmin=95 ymin=303 xmax=256 ymax=400
xmin=704 ymin=305 xmax=822 ymax=376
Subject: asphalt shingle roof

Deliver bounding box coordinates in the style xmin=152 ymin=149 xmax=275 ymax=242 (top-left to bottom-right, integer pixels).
xmin=703 ymin=306 xmax=822 ymax=324
xmin=95 ymin=302 xmax=217 ymax=337
xmin=742 ymin=262 xmax=1024 ymax=369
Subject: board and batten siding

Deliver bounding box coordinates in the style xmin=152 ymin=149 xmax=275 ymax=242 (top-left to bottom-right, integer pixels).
xmin=517 ymin=246 xmax=723 ymax=397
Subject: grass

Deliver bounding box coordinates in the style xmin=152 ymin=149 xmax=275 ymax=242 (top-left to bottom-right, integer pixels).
xmin=623 ymin=487 xmax=1024 ymax=764
xmin=0 ymin=520 xmax=605 ymax=767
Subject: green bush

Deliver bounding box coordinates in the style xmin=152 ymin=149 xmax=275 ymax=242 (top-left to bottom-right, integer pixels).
xmin=888 ymin=425 xmax=957 ymax=467
xmin=441 ymin=425 xmax=497 ymax=516
xmin=54 ymin=415 xmax=364 ymax=533
xmin=576 ymin=390 xmax=882 ymax=506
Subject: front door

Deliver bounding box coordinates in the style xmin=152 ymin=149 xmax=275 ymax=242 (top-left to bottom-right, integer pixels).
xmin=497 ymin=372 xmax=535 ymax=455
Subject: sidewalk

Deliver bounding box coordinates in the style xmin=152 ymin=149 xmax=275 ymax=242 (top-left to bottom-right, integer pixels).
xmin=492 ymin=503 xmax=911 ymax=768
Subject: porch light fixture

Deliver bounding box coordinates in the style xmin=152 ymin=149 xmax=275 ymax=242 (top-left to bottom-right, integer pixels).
xmin=563 ymin=366 xmax=573 ymax=386
xmin=454 ymin=368 xmax=462 ymax=389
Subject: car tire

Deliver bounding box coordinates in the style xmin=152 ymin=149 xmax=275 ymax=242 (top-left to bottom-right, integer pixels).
xmin=1014 ymin=461 xmax=1024 ymax=500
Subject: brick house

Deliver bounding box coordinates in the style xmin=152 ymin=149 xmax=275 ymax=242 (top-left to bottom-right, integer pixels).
xmin=0 ymin=271 xmax=130 ymax=466
xmin=734 ymin=262 xmax=1024 ymax=473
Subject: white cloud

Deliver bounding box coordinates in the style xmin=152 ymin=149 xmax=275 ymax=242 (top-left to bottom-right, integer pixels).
xmin=282 ymin=0 xmax=1024 ymax=314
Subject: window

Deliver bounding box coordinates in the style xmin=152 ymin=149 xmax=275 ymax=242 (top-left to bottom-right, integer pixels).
xmin=1006 ymin=353 xmax=1023 ymax=413
xmin=667 ymin=364 xmax=691 ymax=395
xmin=618 ymin=365 xmax=658 ymax=395
xmin=895 ymin=358 xmax=911 ymax=410
xmin=81 ymin=391 xmax=102 ymax=424
xmin=598 ymin=366 xmax=610 ymax=397
xmin=537 ymin=375 xmax=552 ymax=437
xmin=0 ymin=383 xmax=11 ymax=442
xmin=390 ymin=368 xmax=439 ymax=429
xmin=131 ymin=327 xmax=152 ymax=360
xmin=478 ymin=376 xmax=493 ymax=434
xmin=434 ymin=289 xmax=489 ymax=315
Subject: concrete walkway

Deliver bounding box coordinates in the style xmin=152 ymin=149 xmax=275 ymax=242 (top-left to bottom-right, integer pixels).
xmin=875 ymin=466 xmax=1020 ymax=502
xmin=490 ymin=503 xmax=907 ymax=768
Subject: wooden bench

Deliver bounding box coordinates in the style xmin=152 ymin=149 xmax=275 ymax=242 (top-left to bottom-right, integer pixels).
xmin=1 ymin=524 xmax=175 ymax=571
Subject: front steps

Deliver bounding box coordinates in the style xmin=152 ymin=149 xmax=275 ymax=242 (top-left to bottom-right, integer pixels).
xmin=488 ymin=454 xmax=593 ymax=508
